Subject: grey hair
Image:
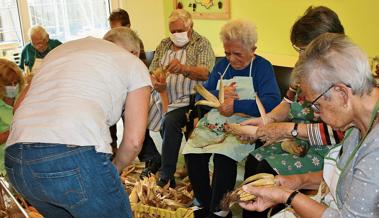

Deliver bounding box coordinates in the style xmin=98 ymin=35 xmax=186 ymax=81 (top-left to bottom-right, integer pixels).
xmin=293 ymin=33 xmax=376 ymax=96
xmin=168 ymin=9 xmax=193 ymax=29
xmin=220 ymin=19 xmax=258 ymax=50
xmin=103 ymin=27 xmax=140 ymax=53
xmin=29 ymin=25 xmax=49 ymax=40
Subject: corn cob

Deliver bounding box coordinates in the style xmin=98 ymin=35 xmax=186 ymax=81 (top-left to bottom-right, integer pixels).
xmin=242 ymin=173 xmax=275 ymax=185
xmin=281 ymin=139 xmax=306 ymax=156
xmin=220 ymin=173 xmax=276 ymax=210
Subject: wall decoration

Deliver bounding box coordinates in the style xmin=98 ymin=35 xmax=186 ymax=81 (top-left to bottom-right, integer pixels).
xmin=173 ymin=0 xmax=230 ymax=20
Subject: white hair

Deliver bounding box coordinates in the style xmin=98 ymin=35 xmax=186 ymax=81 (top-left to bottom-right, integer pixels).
xmin=293 ymin=33 xmax=376 ymax=96
xmin=103 ymin=27 xmax=140 ymax=54
xmin=29 ymin=25 xmax=49 ymax=40
xmin=220 ymin=19 xmax=258 ymax=50
xmin=168 ymin=9 xmax=193 ymax=29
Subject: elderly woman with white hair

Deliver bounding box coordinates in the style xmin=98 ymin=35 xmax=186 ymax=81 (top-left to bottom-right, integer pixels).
xmin=19 ymin=25 xmax=62 ymax=73
xmin=146 ymin=9 xmax=215 ymax=187
xmin=183 ymin=20 xmax=281 ymax=218
xmin=240 ymin=33 xmax=379 ymax=218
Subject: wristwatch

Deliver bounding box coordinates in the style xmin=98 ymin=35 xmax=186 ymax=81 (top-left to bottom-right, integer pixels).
xmin=291 ymin=123 xmax=299 ymax=138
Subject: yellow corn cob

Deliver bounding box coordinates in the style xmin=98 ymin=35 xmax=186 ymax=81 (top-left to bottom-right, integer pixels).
xmin=281 ymin=139 xmax=305 ymax=156
xmin=242 ymin=173 xmax=275 ymax=185
xmin=239 ymin=191 xmax=256 ymax=201
xmin=249 ymin=178 xmax=276 ymax=186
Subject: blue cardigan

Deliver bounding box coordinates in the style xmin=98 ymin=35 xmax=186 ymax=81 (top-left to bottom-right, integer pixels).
xmin=201 ymin=55 xmax=281 ymax=117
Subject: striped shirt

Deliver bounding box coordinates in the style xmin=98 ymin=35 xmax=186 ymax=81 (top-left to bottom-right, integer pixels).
xmin=148 ymin=31 xmax=215 ymax=131
xmin=284 ymin=82 xmax=344 ymax=146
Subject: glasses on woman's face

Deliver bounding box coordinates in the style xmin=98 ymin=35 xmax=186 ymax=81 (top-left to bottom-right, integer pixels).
xmin=292 ymin=44 xmax=306 ymax=53
xmin=308 ymin=85 xmax=334 ymax=112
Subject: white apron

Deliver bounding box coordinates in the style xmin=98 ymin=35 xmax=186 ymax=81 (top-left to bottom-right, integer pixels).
xmin=183 ymin=59 xmax=257 ymax=162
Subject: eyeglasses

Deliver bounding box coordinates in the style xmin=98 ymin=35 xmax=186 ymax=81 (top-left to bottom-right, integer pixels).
xmin=292 ymin=44 xmax=306 ymax=53
xmin=309 ymin=84 xmax=352 ymax=112
xmin=308 ymin=85 xmax=334 ymax=112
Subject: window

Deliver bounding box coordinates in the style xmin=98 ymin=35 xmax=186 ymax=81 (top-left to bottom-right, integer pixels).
xmin=27 ymin=0 xmax=111 ymax=42
xmin=0 ymin=0 xmax=119 ymax=61
xmin=0 ymin=0 xmax=23 ymax=61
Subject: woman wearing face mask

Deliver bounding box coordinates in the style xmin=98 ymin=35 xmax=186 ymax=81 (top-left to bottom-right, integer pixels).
xmin=147 ymin=9 xmax=215 ymax=188
xmin=182 ymin=20 xmax=281 ymax=218
xmin=19 ymin=25 xmax=62 ymax=74
xmin=0 ymin=59 xmax=25 ymax=175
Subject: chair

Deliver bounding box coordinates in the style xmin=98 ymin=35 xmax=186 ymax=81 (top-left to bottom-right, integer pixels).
xmin=273 ymin=65 xmax=293 ymax=98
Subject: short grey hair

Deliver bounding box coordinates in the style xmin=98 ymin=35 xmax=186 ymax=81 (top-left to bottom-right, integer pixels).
xmin=168 ymin=9 xmax=193 ymax=29
xmin=103 ymin=27 xmax=140 ymax=53
xmin=220 ymin=19 xmax=258 ymax=50
xmin=29 ymin=25 xmax=49 ymax=40
xmin=293 ymin=33 xmax=376 ymax=96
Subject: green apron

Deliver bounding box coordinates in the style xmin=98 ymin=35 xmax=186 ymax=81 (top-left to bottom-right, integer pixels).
xmin=251 ymin=88 xmax=333 ymax=175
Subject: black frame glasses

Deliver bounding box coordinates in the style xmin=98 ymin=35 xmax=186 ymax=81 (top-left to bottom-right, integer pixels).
xmin=308 ymin=85 xmax=334 ymax=112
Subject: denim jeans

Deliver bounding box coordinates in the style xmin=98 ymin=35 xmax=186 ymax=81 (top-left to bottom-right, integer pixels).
xmin=5 ymin=143 xmax=132 ymax=218
xmin=159 ymin=106 xmax=189 ymax=180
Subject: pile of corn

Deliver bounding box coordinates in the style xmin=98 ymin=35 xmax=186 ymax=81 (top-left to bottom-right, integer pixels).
xmin=120 ymin=163 xmax=194 ymax=211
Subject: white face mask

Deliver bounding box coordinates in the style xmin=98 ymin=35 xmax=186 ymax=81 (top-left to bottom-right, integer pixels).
xmin=170 ymin=31 xmax=189 ymax=47
xmin=5 ymin=84 xmax=19 ymax=98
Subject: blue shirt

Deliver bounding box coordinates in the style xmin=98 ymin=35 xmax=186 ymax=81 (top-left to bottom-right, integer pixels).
xmin=201 ymin=55 xmax=281 ymax=116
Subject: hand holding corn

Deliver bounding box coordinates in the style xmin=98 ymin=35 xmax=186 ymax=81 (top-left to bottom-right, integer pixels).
xmin=220 ymin=173 xmax=276 ymax=210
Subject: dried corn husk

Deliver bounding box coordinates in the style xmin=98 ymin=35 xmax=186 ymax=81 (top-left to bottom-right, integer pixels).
xmin=194 ymin=84 xmax=222 ymax=108
xmin=121 ymin=163 xmax=194 ymax=211
xmin=255 ymin=95 xmax=267 ymax=125
xmin=220 ymin=173 xmax=275 ymax=210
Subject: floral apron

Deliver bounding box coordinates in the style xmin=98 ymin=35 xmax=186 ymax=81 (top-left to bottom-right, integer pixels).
xmin=182 ymin=60 xmax=256 ymax=162
xmin=251 ymin=88 xmax=333 ymax=175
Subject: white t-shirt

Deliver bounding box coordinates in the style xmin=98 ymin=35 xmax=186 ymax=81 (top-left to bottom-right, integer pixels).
xmin=6 ymin=37 xmax=151 ymax=154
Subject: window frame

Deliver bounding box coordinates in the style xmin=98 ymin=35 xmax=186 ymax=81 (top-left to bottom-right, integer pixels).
xmin=15 ymin=0 xmax=121 ymax=45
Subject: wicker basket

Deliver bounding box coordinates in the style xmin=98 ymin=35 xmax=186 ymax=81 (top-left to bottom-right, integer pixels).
xmin=131 ymin=202 xmax=194 ymax=218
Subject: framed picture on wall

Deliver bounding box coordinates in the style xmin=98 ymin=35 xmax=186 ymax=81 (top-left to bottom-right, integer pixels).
xmin=173 ymin=0 xmax=230 ymax=20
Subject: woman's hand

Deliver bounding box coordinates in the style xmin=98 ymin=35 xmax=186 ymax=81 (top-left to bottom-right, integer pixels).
xmin=218 ymin=97 xmax=234 ymax=116
xmin=167 ymin=59 xmax=184 ymax=74
xmin=275 ymin=174 xmax=304 ymax=190
xmin=151 ymin=75 xmax=167 ymax=92
xmin=223 ymin=82 xmax=239 ymax=99
xmin=239 ymin=185 xmax=291 ymax=212
xmin=255 ymin=122 xmax=293 ymax=146
xmin=240 ymin=117 xmax=264 ymax=127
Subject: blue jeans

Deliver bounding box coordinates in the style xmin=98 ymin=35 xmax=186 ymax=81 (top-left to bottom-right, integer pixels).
xmin=5 ymin=143 xmax=132 ymax=218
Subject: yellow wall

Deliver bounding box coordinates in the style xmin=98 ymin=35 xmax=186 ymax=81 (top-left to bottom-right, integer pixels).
xmin=123 ymin=0 xmax=166 ymax=52
xmin=123 ymin=0 xmax=379 ymax=67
